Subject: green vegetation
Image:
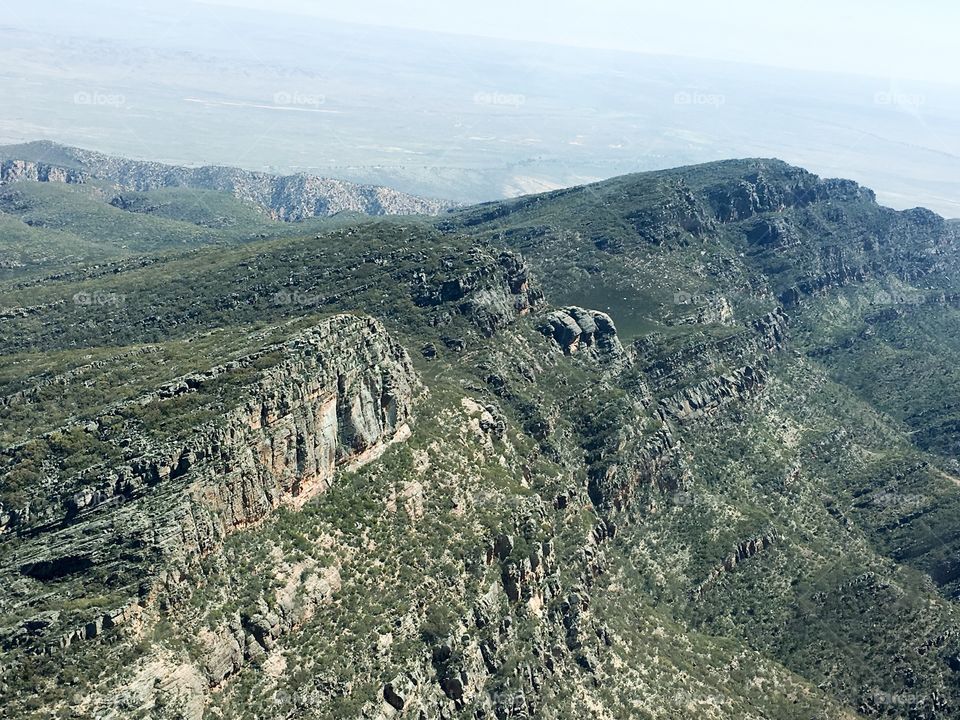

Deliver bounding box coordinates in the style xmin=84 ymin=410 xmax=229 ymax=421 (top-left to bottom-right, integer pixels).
xmin=2 ymin=157 xmax=960 ymax=719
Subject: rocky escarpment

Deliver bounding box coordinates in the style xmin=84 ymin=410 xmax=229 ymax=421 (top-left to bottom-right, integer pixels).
xmin=376 ymin=496 xmax=621 ymax=720
xmin=8 ymin=154 xmax=960 ymax=720
xmin=0 ymin=315 xmax=419 ymax=654
xmin=625 ymin=179 xmax=717 ymax=246
xmin=391 ymin=301 xmax=792 ymax=714
xmin=703 ymin=164 xmax=875 ymax=223
xmin=657 ymin=365 xmax=768 ymax=423
xmin=634 ymin=308 xmax=789 ymax=392
xmin=693 ymin=163 xmax=960 ymax=310
xmin=583 ymin=310 xmax=790 ymax=513
xmin=0 ymin=159 xmax=88 ymax=185
xmin=691 ymin=532 xmax=779 ymax=600
xmin=0 ymin=142 xmax=449 ymax=220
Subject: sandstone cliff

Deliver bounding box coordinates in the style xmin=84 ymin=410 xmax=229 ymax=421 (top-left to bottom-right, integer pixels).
xmin=0 ymin=315 xmax=420 ymax=656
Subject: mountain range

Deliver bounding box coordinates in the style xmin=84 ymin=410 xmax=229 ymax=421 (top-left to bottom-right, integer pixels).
xmin=2 ymin=147 xmax=960 ymax=719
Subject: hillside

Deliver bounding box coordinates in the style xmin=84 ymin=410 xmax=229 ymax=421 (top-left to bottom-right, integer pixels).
xmin=0 ymin=150 xmax=386 ymax=279
xmin=0 ymin=141 xmax=450 ymax=222
xmin=2 ymin=157 xmax=960 ymax=719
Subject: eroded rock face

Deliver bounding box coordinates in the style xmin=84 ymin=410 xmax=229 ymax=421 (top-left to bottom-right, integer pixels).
xmin=705 ymin=166 xmax=876 ymax=223
xmin=657 ymin=365 xmax=767 ymax=423
xmin=0 ymin=315 xmax=420 ymax=654
xmin=384 ymin=672 xmax=418 ymax=710
xmin=539 ymin=306 xmax=624 ymax=364
xmin=626 ymin=180 xmax=717 ymax=245
xmin=586 ymin=309 xmax=790 ymax=513
xmin=671 ymin=294 xmax=736 ymax=326
xmin=746 ymin=217 xmax=800 ymax=249
xmin=636 ymin=308 xmax=788 ymax=392
xmin=0 ymin=160 xmax=88 ymax=184
xmin=413 ymin=250 xmax=543 ymax=335
xmin=6 ymin=153 xmax=960 ymax=720
xmin=691 ymin=532 xmax=779 ymax=600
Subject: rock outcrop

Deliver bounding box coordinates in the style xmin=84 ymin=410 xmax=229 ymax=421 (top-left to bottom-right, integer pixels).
xmin=704 ymin=165 xmax=874 ymax=222
xmin=6 ymin=153 xmax=960 ymax=720
xmin=657 ymin=365 xmax=768 ymax=423
xmin=538 ymin=306 xmax=624 ymax=364
xmin=691 ymin=532 xmax=779 ymax=600
xmin=625 ymin=180 xmax=717 ymax=245
xmin=586 ymin=310 xmax=789 ymax=513
xmin=635 ymin=308 xmax=788 ymax=392
xmin=0 ymin=159 xmax=88 ymax=185
xmin=413 ymin=250 xmax=543 ymax=335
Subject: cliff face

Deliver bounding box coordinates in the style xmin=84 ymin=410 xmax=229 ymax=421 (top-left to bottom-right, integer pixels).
xmin=0 ymin=160 xmax=88 ymax=185
xmin=411 ymin=250 xmax=543 ymax=337
xmin=0 ymin=315 xmax=420 ymax=654
xmin=362 ymin=301 xmax=800 ymax=719
xmin=703 ymin=166 xmax=874 ymax=222
xmin=635 ymin=309 xmax=788 ymax=392
xmin=0 ymin=143 xmax=449 ymax=219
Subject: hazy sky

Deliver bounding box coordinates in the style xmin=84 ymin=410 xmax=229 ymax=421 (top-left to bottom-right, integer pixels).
xmin=197 ymin=0 xmax=958 ymax=85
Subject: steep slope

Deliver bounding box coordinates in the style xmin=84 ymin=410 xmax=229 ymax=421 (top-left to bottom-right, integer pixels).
xmin=0 ymin=141 xmax=450 ymax=221
xmin=2 ymin=158 xmax=960 ymax=719
xmin=443 ymin=159 xmax=960 ymax=716
xmin=444 ymin=158 xmax=960 ymax=464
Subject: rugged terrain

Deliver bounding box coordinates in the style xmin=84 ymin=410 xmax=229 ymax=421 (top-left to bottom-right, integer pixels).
xmin=2 ymin=154 xmax=960 ymax=719
xmin=0 ymin=141 xmax=449 ymax=222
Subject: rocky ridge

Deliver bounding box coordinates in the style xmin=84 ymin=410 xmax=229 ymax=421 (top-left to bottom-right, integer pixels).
xmin=0 ymin=315 xmax=420 ymax=656
xmin=0 ymin=142 xmax=449 ymax=220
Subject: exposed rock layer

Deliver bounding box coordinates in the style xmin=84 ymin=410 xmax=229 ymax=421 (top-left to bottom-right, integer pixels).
xmin=0 ymin=315 xmax=420 ymax=654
